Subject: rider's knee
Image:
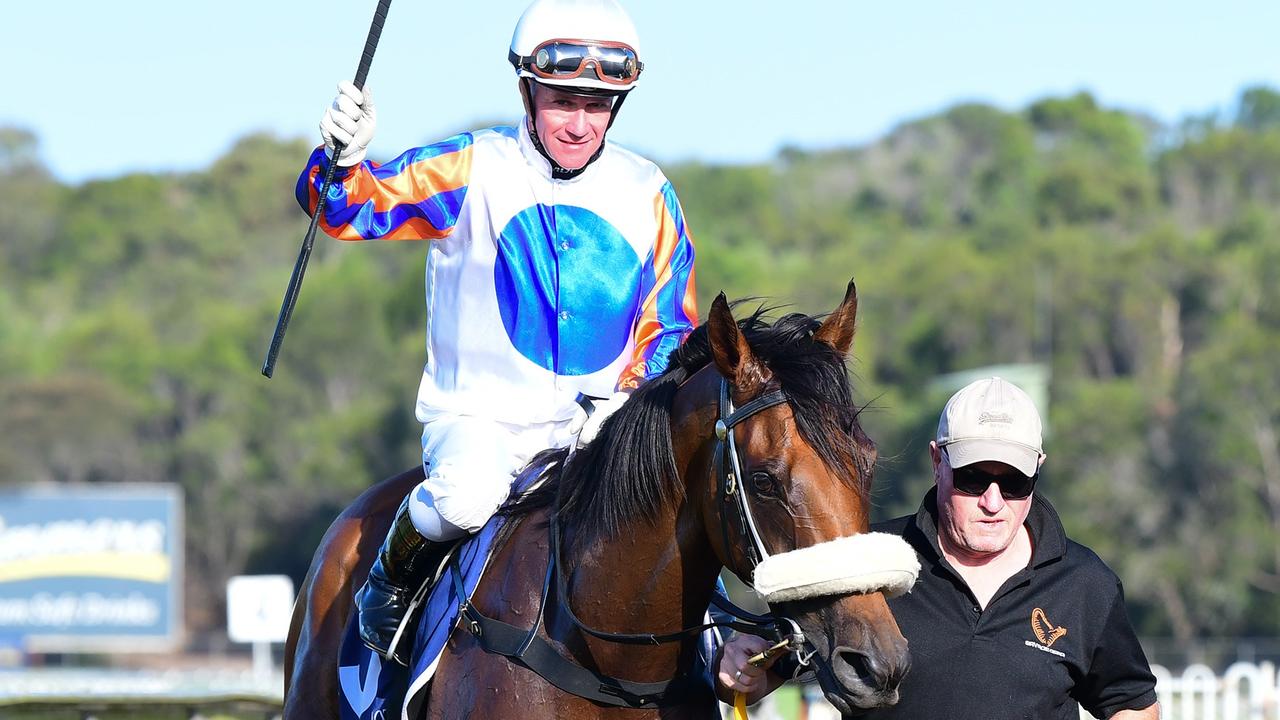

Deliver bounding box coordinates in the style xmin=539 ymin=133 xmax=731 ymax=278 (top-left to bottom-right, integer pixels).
xmin=407 ymin=485 xmax=470 ymax=541
xmin=411 ymin=462 xmax=512 ymax=539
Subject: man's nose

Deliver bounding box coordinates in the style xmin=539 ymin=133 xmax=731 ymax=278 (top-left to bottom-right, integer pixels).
xmin=565 ymin=110 xmax=590 ymax=136
xmin=978 ymin=483 xmax=1005 ymax=511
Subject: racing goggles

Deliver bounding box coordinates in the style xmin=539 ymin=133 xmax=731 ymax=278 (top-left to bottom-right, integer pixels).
xmin=942 ymin=450 xmax=1038 ymax=499
xmin=515 ymin=39 xmax=642 ymax=86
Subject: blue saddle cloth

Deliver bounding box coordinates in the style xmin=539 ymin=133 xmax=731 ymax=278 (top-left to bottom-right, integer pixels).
xmin=336 ymin=481 xmax=522 ymax=720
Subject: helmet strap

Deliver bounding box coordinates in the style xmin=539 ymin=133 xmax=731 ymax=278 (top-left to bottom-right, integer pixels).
xmin=606 ymin=90 xmax=627 ymax=130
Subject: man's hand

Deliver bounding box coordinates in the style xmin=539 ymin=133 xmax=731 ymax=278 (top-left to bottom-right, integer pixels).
xmin=320 ymin=81 xmax=376 ymax=167
xmin=715 ymin=634 xmax=784 ymax=704
xmin=568 ymin=392 xmax=629 ymax=447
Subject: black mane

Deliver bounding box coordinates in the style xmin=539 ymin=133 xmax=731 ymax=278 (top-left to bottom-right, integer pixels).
xmin=507 ymin=304 xmax=871 ymax=552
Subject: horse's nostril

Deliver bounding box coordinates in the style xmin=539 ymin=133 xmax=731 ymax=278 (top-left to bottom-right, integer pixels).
xmin=835 ymin=648 xmax=877 ymax=686
xmin=834 ymin=646 xmax=907 ymax=691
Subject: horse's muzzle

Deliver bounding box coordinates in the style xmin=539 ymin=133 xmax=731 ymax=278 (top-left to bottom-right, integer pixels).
xmin=825 ymin=639 xmax=911 ymax=712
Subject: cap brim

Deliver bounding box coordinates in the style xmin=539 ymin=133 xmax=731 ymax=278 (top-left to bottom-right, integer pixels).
xmin=944 ymin=439 xmax=1039 ymax=477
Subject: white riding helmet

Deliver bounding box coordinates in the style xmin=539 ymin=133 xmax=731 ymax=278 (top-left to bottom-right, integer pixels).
xmin=508 ymin=0 xmax=643 ymax=96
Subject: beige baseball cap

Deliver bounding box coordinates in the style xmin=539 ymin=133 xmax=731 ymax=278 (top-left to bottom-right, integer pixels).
xmin=936 ymin=377 xmax=1043 ymax=476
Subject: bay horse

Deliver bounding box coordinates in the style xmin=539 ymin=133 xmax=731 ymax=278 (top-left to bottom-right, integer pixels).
xmin=285 ymin=281 xmax=912 ymax=718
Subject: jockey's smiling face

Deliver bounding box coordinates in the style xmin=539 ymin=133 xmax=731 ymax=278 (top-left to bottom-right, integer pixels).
xmin=531 ymin=84 xmax=613 ymax=171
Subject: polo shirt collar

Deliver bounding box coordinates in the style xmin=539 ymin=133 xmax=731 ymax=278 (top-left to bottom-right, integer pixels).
xmin=907 ymin=487 xmax=1068 ymax=569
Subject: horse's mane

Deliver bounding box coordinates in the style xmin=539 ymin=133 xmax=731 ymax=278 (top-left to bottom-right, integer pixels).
xmin=506 ymin=304 xmax=871 ymax=552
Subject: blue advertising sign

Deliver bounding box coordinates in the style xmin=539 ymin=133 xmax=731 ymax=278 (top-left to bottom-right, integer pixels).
xmin=0 ymin=484 xmax=182 ymax=652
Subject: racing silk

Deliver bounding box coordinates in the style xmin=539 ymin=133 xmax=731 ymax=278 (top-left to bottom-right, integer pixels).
xmin=296 ymin=121 xmax=698 ymax=424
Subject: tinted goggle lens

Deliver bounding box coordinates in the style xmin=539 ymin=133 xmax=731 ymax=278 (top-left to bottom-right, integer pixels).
xmin=950 ymin=465 xmax=1037 ymax=499
xmin=531 ymin=41 xmax=640 ymax=83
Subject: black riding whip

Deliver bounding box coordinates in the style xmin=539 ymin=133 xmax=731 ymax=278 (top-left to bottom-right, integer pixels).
xmin=261 ymin=0 xmax=394 ymax=378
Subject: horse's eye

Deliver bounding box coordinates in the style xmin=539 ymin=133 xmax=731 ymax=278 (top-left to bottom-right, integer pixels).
xmin=751 ymin=471 xmax=778 ymax=496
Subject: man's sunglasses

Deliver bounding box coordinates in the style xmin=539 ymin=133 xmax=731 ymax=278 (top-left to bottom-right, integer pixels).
xmin=942 ymin=450 xmax=1038 ymax=499
xmin=513 ymin=39 xmax=643 ymax=85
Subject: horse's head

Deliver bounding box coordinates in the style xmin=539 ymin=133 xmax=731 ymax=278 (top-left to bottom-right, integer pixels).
xmin=521 ymin=279 xmax=914 ymax=712
xmin=697 ymin=280 xmax=915 ymax=714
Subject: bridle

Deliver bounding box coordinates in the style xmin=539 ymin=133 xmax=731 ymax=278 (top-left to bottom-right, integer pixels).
xmin=713 ymin=378 xmax=789 ymax=574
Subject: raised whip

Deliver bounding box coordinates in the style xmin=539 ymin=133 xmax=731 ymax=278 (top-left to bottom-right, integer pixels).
xmin=261 ymin=0 xmax=393 ymax=378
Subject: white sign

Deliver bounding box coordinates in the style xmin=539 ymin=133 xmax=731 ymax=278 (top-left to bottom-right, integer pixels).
xmin=226 ymin=574 xmax=294 ymax=644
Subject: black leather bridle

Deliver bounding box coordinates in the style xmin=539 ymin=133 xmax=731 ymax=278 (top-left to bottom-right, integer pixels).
xmin=712 ymin=378 xmax=789 ymax=577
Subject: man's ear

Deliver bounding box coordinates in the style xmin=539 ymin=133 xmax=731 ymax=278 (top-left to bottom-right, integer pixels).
xmin=929 ymin=441 xmax=944 ymax=482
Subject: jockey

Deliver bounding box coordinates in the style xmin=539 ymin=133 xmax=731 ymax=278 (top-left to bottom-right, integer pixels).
xmin=297 ymin=0 xmax=698 ymax=664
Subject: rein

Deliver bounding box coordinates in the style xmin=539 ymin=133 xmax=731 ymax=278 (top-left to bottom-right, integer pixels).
xmin=547 ymin=513 xmax=791 ymax=646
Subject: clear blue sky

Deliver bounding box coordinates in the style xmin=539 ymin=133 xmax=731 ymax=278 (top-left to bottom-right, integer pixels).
xmin=3 ymin=0 xmax=1278 ymax=184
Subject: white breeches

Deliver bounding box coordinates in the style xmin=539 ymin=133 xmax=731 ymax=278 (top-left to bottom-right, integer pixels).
xmin=408 ymin=413 xmax=575 ymax=541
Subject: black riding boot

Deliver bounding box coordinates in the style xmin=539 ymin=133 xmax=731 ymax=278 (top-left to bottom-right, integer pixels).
xmin=356 ymin=496 xmax=450 ymax=665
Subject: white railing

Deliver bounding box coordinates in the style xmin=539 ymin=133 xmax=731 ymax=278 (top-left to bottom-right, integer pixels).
xmin=722 ymin=662 xmax=1280 ymax=719
xmin=1149 ymin=662 xmax=1280 ymax=720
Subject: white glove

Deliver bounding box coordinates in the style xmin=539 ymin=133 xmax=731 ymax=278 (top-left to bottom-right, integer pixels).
xmin=568 ymin=392 xmax=630 ymax=447
xmin=319 ymin=81 xmax=376 ymax=167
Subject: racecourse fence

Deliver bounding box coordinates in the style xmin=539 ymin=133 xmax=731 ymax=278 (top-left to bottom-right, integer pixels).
xmin=3 ymin=660 xmax=1278 ymax=719
xmin=1151 ymin=662 xmax=1280 ymax=720
xmin=724 ymin=662 xmax=1280 ymax=719
xmin=0 ymin=668 xmax=283 ymax=720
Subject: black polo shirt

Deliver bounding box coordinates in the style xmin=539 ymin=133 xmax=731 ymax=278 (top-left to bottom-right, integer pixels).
xmin=863 ymin=489 xmax=1158 ymax=720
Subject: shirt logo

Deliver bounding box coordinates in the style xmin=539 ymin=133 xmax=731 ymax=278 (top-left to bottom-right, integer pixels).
xmin=1031 ymin=607 xmax=1067 ymax=647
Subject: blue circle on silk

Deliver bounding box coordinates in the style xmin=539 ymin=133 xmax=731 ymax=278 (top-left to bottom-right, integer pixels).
xmin=494 ymin=204 xmax=641 ymax=375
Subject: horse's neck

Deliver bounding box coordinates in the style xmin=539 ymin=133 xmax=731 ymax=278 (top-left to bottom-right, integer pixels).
xmin=563 ymin=505 xmax=721 ymax=675
xmin=561 ymin=375 xmax=724 ymax=677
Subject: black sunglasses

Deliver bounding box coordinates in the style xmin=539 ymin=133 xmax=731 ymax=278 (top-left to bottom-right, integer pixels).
xmin=942 ymin=450 xmax=1038 ymax=499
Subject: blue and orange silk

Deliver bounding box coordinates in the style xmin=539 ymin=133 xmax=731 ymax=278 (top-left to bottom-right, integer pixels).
xmin=296 ymin=123 xmax=697 ymax=423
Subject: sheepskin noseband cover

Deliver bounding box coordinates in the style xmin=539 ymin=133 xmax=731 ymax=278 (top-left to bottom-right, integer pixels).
xmin=752 ymin=532 xmax=921 ymax=603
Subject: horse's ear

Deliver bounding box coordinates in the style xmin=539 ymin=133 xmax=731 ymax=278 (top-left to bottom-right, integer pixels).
xmin=815 ymin=279 xmax=859 ymax=357
xmin=708 ymin=293 xmax=769 ymax=392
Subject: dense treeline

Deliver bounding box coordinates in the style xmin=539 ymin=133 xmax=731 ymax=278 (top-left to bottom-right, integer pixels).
xmin=2 ymin=87 xmax=1278 ymax=653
